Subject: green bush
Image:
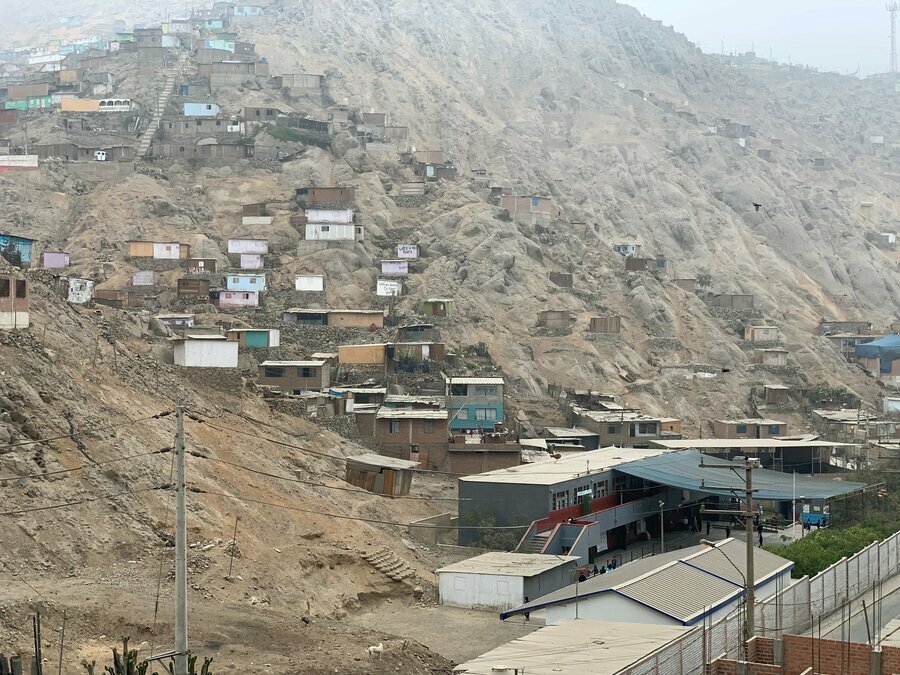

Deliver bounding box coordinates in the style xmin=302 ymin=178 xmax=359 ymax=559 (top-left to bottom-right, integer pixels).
xmin=765 ymin=525 xmax=881 ymax=578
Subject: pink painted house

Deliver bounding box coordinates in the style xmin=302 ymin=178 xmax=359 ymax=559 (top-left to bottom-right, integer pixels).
xmin=218 ymin=291 xmax=259 ymax=307
xmin=42 ymin=251 xmax=70 ymax=268
xmin=239 ymin=253 xmax=263 ymax=269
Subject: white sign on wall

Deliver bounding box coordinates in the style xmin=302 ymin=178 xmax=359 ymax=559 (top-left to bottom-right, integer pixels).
xmin=376 ymin=279 xmax=402 ymax=297
xmin=396 ymin=244 xmax=419 ymax=259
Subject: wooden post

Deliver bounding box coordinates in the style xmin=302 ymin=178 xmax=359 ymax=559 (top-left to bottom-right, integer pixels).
xmin=56 ymin=611 xmax=65 ymax=675
xmin=227 ymin=516 xmax=239 ymax=579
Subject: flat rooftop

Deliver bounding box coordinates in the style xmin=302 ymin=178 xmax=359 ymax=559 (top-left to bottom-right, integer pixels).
xmin=345 ymin=453 xmax=419 ymax=470
xmin=375 ymin=408 xmax=448 ymax=420
xmin=446 ymin=377 xmax=504 ymax=385
xmin=259 ymin=360 xmax=325 ymax=367
xmin=460 ymin=446 xmax=675 ymax=486
xmin=652 ymin=439 xmax=857 ymax=450
xmin=453 ymin=620 xmax=691 ymax=674
xmin=715 ymin=418 xmax=787 ymax=425
xmin=437 ymin=552 xmax=578 ymax=578
xmin=543 ymin=426 xmax=598 ymax=438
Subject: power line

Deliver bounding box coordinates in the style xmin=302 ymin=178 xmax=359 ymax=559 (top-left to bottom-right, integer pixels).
xmin=189 ymin=486 xmax=532 ymax=530
xmin=0 ymin=447 xmax=172 ymax=483
xmin=0 ymin=484 xmax=172 ymax=517
xmin=0 ymin=410 xmax=174 ymax=453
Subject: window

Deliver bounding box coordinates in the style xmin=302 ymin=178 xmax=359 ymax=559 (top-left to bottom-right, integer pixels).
xmin=266 ymin=109 xmax=273 ymax=116
xmin=231 ymin=277 xmax=239 ymax=284
xmin=255 ymin=110 xmax=261 ymax=116
xmin=593 ymin=480 xmax=609 ymax=498
xmin=264 ymin=367 xmax=285 ymax=378
xmin=736 ymin=424 xmax=748 ymax=434
xmin=450 ymin=384 xmax=467 ymax=396
xmin=475 ymin=385 xmax=496 ymax=396
xmin=249 ymin=277 xmax=257 ymax=284
xmin=768 ymin=425 xmax=781 ymax=435
xmin=607 ymin=424 xmax=620 ymax=435
xmin=424 ymin=420 xmax=435 ymax=434
xmin=475 ymin=409 xmax=497 ymax=421
xmin=0 ymin=278 xmax=9 ymax=297
xmin=299 ymin=367 xmax=315 ymax=378
xmin=216 ymin=120 xmax=221 ymax=126
xmin=205 ymin=104 xmax=212 ymax=110
xmin=551 ymin=490 xmax=570 ymax=511
xmin=389 ymin=420 xmax=401 ymax=434
xmin=574 ymin=484 xmax=590 ymax=501
xmin=196 ymin=120 xmax=202 ymax=126
xmin=638 ymin=422 xmax=656 ymax=435
xmin=320 ymin=225 xmax=330 ymax=232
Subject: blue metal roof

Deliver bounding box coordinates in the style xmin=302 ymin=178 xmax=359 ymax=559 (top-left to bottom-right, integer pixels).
xmin=616 ymin=449 xmax=866 ymax=501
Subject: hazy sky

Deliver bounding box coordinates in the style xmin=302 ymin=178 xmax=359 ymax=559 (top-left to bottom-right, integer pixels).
xmin=621 ymin=0 xmax=893 ymax=76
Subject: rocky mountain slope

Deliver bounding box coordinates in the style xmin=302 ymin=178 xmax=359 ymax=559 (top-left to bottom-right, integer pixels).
xmin=0 ymin=0 xmax=898 ymax=671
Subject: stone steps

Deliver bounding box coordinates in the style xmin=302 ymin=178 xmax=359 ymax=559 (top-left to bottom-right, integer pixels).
xmin=362 ymin=547 xmax=415 ymax=582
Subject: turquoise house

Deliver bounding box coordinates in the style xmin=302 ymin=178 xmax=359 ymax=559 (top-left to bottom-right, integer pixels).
xmin=226 ymin=328 xmax=280 ymax=349
xmin=4 ymin=97 xmax=52 ymax=111
xmin=234 ymin=5 xmax=264 ymax=16
xmin=0 ymin=234 xmax=35 ymax=266
xmin=225 ymin=273 xmax=266 ymax=292
xmin=184 ymin=102 xmax=221 ymax=116
xmin=445 ymin=376 xmax=505 ymax=431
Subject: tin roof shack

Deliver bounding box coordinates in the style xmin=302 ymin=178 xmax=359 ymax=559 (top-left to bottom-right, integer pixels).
xmin=623 ymin=255 xmax=675 ymax=276
xmin=295 ymin=186 xmax=356 ymax=206
xmin=813 ymin=156 xmax=833 ymax=171
xmin=398 ymin=324 xmax=438 ymax=342
xmin=41 ymin=251 xmax=69 ymax=268
xmin=855 ymin=335 xmax=900 ymax=386
xmin=186 ymin=258 xmax=217 ymax=274
xmin=722 ymin=121 xmax=753 ymax=139
xmin=537 ymin=310 xmax=574 ymax=330
xmin=437 ymin=553 xmax=579 ymax=612
xmin=375 ymin=407 xmax=449 ymax=469
xmin=226 ymin=328 xmax=280 ymax=349
xmin=819 ymin=319 xmax=873 ymax=335
xmin=744 ymin=325 xmax=779 ymax=343
xmin=338 ymin=344 xmax=387 ymax=366
xmin=126 ymin=241 xmax=192 ymax=260
xmin=0 ymin=272 xmax=29 ymax=329
xmin=705 ymin=293 xmax=755 ymax=309
xmin=446 ymin=377 xmax=505 ymax=431
xmin=764 ymin=384 xmax=790 ymax=405
xmin=282 ymin=308 xmax=385 ymax=329
xmin=395 ymin=341 xmax=445 ymax=364
xmin=345 ymin=453 xmax=417 ymax=497
xmin=0 ymin=234 xmax=35 ymax=267
xmin=713 ymin=418 xmax=788 ymax=439
xmin=753 ymin=348 xmax=789 ymax=367
xmin=258 ymin=360 xmax=330 ymax=392
xmin=500 ymin=195 xmax=561 ymax=225
xmin=542 ymin=427 xmax=601 ymax=451
xmin=589 ymin=316 xmax=621 ymax=334
xmin=157 ymin=314 xmax=194 ymax=329
xmin=177 ymin=278 xmax=211 ymax=302
xmin=280 ymin=73 xmax=325 ymax=92
xmin=419 ymin=298 xmax=453 ymax=317
xmin=173 ymin=335 xmax=239 ymax=368
xmin=93 ymin=289 xmax=129 ymax=309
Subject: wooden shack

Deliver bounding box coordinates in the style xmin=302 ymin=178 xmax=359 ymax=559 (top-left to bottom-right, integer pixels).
xmin=589 ymin=316 xmax=621 ymax=334
xmin=344 ymin=453 xmax=417 ymax=496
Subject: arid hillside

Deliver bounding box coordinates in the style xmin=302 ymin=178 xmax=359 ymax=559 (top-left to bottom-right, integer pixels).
xmin=0 ymin=0 xmax=898 ymax=672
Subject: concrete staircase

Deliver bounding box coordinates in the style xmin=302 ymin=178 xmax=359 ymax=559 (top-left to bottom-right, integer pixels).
xmin=518 ymin=531 xmax=551 ymax=554
xmin=136 ymin=54 xmax=186 ymax=158
xmin=362 ymin=547 xmax=415 ymax=582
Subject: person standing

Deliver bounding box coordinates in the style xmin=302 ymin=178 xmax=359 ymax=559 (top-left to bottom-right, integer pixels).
xmin=523 ymin=597 xmax=530 ymax=622
xmin=725 ymin=525 xmax=731 ymax=538
xmin=706 ymin=520 xmax=711 ymax=535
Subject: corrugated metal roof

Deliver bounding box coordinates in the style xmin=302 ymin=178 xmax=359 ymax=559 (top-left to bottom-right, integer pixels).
xmin=616 ymin=562 xmax=741 ymax=623
xmin=616 ymin=449 xmax=867 ymax=500
xmin=544 ymin=426 xmax=598 ymax=437
xmin=684 ymin=539 xmax=792 ymax=588
xmin=375 ymin=408 xmax=448 ymax=420
xmin=453 ymin=620 xmax=691 ymax=675
xmin=437 ymin=552 xmax=578 ymax=577
xmin=260 ymin=360 xmax=325 ymax=367
xmin=653 ymin=439 xmax=855 ymax=449
xmin=446 ymin=377 xmax=505 ymax=385
xmin=345 ymin=453 xmax=420 ymax=470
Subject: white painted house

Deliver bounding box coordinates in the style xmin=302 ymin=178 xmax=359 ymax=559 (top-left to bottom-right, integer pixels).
xmin=153 ymin=242 xmax=183 ymax=259
xmin=376 ymin=279 xmax=402 ymax=296
xmin=304 ymin=223 xmax=360 ymax=241
xmin=306 ymin=208 xmax=353 ymax=223
xmin=503 ymin=539 xmax=793 ymax=627
xmin=438 ymin=553 xmax=579 ymax=612
xmin=67 ymin=278 xmax=95 ymax=304
xmin=218 ymin=291 xmax=259 ymax=307
xmin=239 ymin=253 xmax=263 ymax=269
xmin=172 ymin=335 xmax=239 ymax=368
xmin=227 ymin=238 xmax=269 ymax=254
xmin=295 ymin=274 xmax=325 ymax=292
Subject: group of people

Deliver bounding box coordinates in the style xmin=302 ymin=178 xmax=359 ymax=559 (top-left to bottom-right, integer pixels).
xmin=577 ymin=558 xmax=617 ymax=583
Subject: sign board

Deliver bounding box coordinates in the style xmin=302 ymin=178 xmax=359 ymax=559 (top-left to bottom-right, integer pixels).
xmin=376 ymin=279 xmax=402 ymax=297
xmin=396 ymin=244 xmax=418 ymax=259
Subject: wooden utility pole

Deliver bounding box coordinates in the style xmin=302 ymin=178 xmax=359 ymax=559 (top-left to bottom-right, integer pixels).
xmin=175 ymin=407 xmax=188 ymax=675
xmin=700 ymin=456 xmax=759 ymax=647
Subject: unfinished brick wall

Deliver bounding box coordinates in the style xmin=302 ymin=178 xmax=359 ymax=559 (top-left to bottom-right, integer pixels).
xmin=882 ymin=645 xmax=900 ymax=674
xmin=707 ymin=658 xmax=780 ymax=675
xmin=747 ymin=637 xmax=776 ymax=664
xmin=783 ymin=634 xmax=872 ymax=675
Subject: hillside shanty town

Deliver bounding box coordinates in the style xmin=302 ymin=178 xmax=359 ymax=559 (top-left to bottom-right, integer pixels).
xmin=2 ymin=0 xmax=900 ymax=673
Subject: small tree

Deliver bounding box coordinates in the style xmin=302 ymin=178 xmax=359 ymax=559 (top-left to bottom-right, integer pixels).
xmin=82 ymin=638 xmax=213 ymax=675
xmin=696 ymin=271 xmax=712 ymax=291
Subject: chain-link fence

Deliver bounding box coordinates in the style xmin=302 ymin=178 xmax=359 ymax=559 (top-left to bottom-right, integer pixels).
xmin=618 ymin=531 xmax=900 ymax=674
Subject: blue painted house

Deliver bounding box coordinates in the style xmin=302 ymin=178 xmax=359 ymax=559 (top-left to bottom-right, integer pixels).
xmin=0 ymin=234 xmax=35 ymax=267
xmin=225 ymin=273 xmax=266 ymax=292
xmin=445 ymin=376 xmax=505 ymax=431
xmin=184 ymin=102 xmax=222 ymax=117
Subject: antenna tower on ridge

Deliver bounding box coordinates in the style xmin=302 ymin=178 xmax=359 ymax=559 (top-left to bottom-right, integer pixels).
xmin=889 ymin=2 xmax=900 ymax=73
